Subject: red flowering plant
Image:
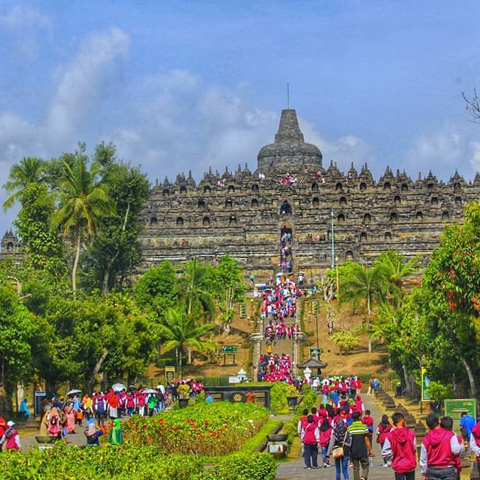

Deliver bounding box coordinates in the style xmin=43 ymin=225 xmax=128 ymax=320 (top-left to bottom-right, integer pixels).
xmin=122 ymin=401 xmax=269 ymax=456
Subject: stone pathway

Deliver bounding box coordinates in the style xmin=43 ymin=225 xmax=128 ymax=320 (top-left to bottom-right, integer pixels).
xmin=276 ymin=394 xmax=393 ymax=480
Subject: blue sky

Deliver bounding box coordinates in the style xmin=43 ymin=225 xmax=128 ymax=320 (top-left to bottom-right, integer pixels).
xmin=1 ymin=0 xmax=480 ymax=235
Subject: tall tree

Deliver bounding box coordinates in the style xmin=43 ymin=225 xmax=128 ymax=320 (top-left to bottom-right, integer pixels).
xmin=13 ymin=183 xmax=65 ymax=275
xmin=159 ymin=305 xmax=215 ymax=374
xmin=84 ymin=144 xmax=150 ymax=293
xmin=3 ymin=157 xmax=46 ymax=210
xmin=52 ymin=150 xmax=115 ymax=296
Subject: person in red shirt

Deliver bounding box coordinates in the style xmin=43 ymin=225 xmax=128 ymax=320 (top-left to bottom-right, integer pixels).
xmin=382 ymin=412 xmax=417 ymax=480
xmin=302 ymin=415 xmax=320 ymax=470
xmin=0 ymin=416 xmax=7 ymax=452
xmin=376 ymin=414 xmax=393 ymax=467
xmin=420 ymin=414 xmax=464 ymax=480
xmin=319 ymin=418 xmax=333 ymax=468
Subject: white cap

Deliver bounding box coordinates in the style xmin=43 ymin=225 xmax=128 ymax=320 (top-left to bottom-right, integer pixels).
xmin=7 ymin=421 xmax=15 ymax=427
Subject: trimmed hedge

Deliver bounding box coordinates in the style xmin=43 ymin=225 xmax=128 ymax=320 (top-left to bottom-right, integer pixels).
xmin=0 ymin=445 xmax=277 ymax=480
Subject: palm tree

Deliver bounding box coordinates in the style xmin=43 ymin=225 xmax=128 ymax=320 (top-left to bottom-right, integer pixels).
xmin=339 ymin=262 xmax=389 ymax=317
xmin=339 ymin=262 xmax=389 ymax=352
xmin=159 ymin=305 xmax=215 ymax=377
xmin=3 ymin=157 xmax=46 ymax=210
xmin=375 ymin=250 xmax=419 ymax=303
xmin=52 ymin=156 xmax=115 ymax=296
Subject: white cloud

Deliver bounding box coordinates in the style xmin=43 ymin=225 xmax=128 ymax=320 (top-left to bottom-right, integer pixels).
xmin=300 ymin=118 xmax=374 ymax=173
xmin=46 ymin=28 xmax=130 ymax=146
xmin=406 ymin=129 xmax=480 ymax=179
xmin=0 ymin=5 xmax=51 ymax=59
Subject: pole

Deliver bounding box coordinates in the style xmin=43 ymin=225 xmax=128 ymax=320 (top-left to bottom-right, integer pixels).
xmin=331 ymin=208 xmax=335 ymax=270
xmin=287 ymin=83 xmax=290 ymax=109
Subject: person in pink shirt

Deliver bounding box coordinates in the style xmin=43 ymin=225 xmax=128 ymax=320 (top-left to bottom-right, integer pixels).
xmin=382 ymin=412 xmax=417 ymax=480
xmin=319 ymin=417 xmax=333 ymax=468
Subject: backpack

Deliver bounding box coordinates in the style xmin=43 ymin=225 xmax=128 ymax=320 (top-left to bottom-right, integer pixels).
xmin=96 ymin=399 xmax=105 ymax=414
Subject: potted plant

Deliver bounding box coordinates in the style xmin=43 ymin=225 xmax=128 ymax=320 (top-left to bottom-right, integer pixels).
xmin=177 ymin=384 xmax=191 ymax=408
xmin=286 ymin=384 xmax=298 ymax=409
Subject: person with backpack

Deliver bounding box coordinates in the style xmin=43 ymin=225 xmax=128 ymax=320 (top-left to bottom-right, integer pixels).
xmin=377 ymin=414 xmax=393 ymax=467
xmin=95 ymin=394 xmax=106 ymax=426
xmin=348 ymin=411 xmax=375 ymax=480
xmin=382 ymin=412 xmax=417 ymax=480
xmin=301 ymin=414 xmax=320 ymax=469
xmin=328 ymin=419 xmax=352 ymax=480
xmin=320 ymin=417 xmax=333 ymax=468
xmin=0 ymin=421 xmax=21 ymax=451
xmin=420 ymin=413 xmax=464 ymax=480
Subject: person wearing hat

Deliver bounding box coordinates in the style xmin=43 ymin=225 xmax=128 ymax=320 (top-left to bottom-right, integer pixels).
xmin=0 ymin=421 xmax=21 ymax=451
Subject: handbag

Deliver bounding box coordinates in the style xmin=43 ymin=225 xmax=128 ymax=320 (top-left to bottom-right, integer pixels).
xmin=332 ymin=431 xmax=348 ymax=459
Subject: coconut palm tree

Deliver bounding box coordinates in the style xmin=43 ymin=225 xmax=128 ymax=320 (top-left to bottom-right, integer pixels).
xmin=52 ymin=156 xmax=115 ymax=296
xmin=3 ymin=157 xmax=46 ymax=210
xmin=159 ymin=305 xmax=215 ymax=377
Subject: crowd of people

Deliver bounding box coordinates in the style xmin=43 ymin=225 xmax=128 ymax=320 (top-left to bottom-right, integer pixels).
xmin=0 ymin=379 xmax=203 ymax=451
xmin=257 ymin=277 xmax=304 ymax=383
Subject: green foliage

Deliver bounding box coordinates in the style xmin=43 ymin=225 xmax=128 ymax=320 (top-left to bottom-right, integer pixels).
xmin=200 ymin=453 xmax=277 ymax=480
xmin=0 ymin=284 xmax=35 ymax=388
xmin=0 ymin=444 xmax=205 ymax=480
xmin=84 ymin=147 xmax=150 ymax=293
xmin=332 ymin=331 xmax=359 ymax=354
xmin=269 ymin=382 xmax=290 ymax=413
xmin=133 ymin=260 xmax=179 ymax=317
xmin=13 ymin=183 xmax=65 ymax=276
xmin=123 ymin=401 xmax=270 ymax=456
xmin=427 ymin=381 xmax=455 ymax=404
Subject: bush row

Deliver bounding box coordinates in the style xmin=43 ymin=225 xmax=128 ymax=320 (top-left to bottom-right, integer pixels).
xmin=0 ymin=445 xmax=276 ymax=480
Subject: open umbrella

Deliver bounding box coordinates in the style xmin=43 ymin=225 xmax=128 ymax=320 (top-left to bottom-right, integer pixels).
xmin=142 ymin=388 xmax=157 ymax=394
xmin=112 ymin=383 xmax=127 ymax=392
xmin=66 ymin=389 xmax=82 ymax=396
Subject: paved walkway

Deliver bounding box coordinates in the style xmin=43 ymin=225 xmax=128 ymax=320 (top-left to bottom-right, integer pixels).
xmin=276 ymin=394 xmax=393 ymax=480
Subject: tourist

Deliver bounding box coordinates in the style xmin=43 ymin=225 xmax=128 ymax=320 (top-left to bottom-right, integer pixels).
xmin=382 ymin=412 xmax=417 ymax=480
xmin=48 ymin=406 xmax=61 ymax=438
xmin=20 ymin=398 xmax=31 ymax=419
xmin=469 ymin=420 xmax=480 ymax=467
xmin=0 ymin=416 xmax=6 ymax=452
xmin=298 ymin=409 xmax=309 ymax=436
xmin=459 ymin=411 xmax=476 ymax=441
xmin=362 ymin=409 xmax=374 ymax=465
xmin=320 ymin=417 xmax=333 ymax=468
xmin=301 ymin=415 xmax=320 ymax=470
xmin=328 ymin=419 xmax=352 ymax=480
xmin=108 ymin=418 xmax=124 ymax=445
xmin=85 ymin=423 xmax=103 ymax=446
xmin=441 ymin=416 xmax=463 ymax=480
xmin=0 ymin=421 xmax=21 ymax=451
xmin=376 ymin=414 xmax=393 ymax=467
xmin=367 ymin=377 xmax=374 ymax=396
xmin=420 ymin=413 xmax=464 ymax=480
xmin=348 ymin=411 xmax=374 ymax=480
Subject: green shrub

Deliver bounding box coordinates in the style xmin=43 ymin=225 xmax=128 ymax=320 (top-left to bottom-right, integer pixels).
xmin=270 ymin=382 xmax=289 ymax=413
xmin=199 ymin=453 xmax=277 ymax=480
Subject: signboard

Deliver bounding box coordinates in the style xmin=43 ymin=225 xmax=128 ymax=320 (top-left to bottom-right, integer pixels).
xmin=444 ymin=399 xmax=477 ymax=424
xmin=165 ymin=366 xmax=175 ymax=382
xmin=222 ymin=345 xmax=238 ymax=354
xmin=228 ymin=376 xmax=240 ymax=384
xmin=421 ymin=368 xmax=431 ymax=401
xmin=309 ymin=348 xmax=322 ymax=356
xmin=34 ymin=391 xmax=47 ymax=418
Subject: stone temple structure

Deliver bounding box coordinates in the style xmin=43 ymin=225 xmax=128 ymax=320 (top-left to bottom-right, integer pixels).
xmin=3 ymin=109 xmax=477 ymax=279
xmin=139 ymin=109 xmax=480 ymax=279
